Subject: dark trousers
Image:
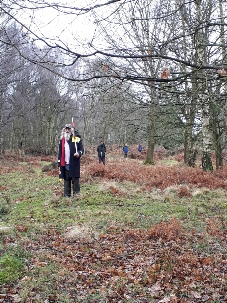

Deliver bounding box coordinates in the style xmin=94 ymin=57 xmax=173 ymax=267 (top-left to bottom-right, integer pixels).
xmin=99 ymin=156 xmax=105 ymax=165
xmin=64 ymin=169 xmax=80 ymax=197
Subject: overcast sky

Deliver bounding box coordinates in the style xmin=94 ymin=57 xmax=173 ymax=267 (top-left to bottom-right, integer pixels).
xmin=19 ymin=1 xmax=100 ymax=51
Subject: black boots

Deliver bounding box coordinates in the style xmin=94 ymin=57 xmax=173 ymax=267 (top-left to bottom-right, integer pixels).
xmin=73 ymin=178 xmax=80 ymax=196
xmin=64 ymin=180 xmax=71 ymax=197
xmin=64 ymin=178 xmax=80 ymax=198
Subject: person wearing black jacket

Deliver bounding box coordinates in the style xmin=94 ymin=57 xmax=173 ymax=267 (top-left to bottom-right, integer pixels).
xmin=58 ymin=124 xmax=84 ymax=198
xmin=97 ymin=140 xmax=106 ymax=165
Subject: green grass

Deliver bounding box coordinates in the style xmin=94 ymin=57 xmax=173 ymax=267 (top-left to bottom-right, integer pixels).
xmin=0 ymin=160 xmax=226 ymax=300
xmin=1 ymin=162 xmax=226 ymax=234
xmin=0 ymin=253 xmax=25 ymax=283
xmin=159 ymin=159 xmax=179 ymax=166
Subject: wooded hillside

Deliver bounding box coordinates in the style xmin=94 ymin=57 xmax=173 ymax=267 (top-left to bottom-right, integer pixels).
xmin=0 ymin=0 xmax=226 ymax=172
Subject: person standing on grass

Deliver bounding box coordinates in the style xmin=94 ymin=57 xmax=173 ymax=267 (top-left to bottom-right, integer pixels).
xmin=97 ymin=140 xmax=106 ymax=165
xmin=123 ymin=144 xmax=129 ymax=158
xmin=58 ymin=124 xmax=84 ymax=198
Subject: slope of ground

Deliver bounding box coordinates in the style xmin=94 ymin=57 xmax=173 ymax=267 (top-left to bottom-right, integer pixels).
xmin=0 ymin=149 xmax=226 ymax=302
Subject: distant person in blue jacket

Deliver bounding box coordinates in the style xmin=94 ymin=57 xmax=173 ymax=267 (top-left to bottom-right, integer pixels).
xmin=138 ymin=144 xmax=142 ymax=152
xmin=123 ymin=144 xmax=129 ymax=158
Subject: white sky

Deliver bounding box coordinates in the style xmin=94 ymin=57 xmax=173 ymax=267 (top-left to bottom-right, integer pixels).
xmin=20 ymin=0 xmax=101 ymax=51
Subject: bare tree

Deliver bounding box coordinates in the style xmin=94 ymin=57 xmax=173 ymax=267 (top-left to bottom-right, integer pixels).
xmin=0 ymin=0 xmax=226 ymax=166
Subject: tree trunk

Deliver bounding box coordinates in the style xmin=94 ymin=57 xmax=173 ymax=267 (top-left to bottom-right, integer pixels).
xmin=195 ymin=0 xmax=213 ymax=172
xmin=0 ymin=102 xmax=4 ymax=156
xmin=201 ymin=103 xmax=213 ymax=172
xmin=213 ymin=0 xmax=227 ymax=168
xmin=145 ymin=97 xmax=155 ymax=165
xmin=185 ymin=121 xmax=195 ymax=166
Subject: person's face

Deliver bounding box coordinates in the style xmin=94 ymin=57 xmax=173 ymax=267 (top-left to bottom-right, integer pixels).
xmin=65 ymin=127 xmax=71 ymax=133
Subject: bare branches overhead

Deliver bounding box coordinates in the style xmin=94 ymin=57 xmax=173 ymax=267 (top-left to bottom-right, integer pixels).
xmin=0 ymin=0 xmax=226 ymax=85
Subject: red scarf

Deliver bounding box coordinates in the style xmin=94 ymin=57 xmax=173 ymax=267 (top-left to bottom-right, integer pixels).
xmin=61 ymin=138 xmax=66 ymax=166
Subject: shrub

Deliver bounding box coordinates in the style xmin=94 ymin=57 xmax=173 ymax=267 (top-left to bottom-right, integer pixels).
xmin=178 ymin=185 xmax=191 ymax=197
xmin=0 ymin=202 xmax=10 ymax=216
xmin=42 ymin=161 xmax=58 ymax=172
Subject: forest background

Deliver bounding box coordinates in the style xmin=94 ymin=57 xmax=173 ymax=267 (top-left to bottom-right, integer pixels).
xmin=0 ymin=0 xmax=226 ymax=171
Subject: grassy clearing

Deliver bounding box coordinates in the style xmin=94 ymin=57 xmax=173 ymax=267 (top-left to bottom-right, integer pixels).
xmin=1 ymin=169 xmax=225 ymax=233
xmin=0 ymin=157 xmax=226 ymax=302
xmin=1 ymin=158 xmax=226 ymax=237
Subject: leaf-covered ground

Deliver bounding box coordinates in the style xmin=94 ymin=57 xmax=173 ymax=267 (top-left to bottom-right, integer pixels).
xmin=0 ymin=148 xmax=226 ymax=302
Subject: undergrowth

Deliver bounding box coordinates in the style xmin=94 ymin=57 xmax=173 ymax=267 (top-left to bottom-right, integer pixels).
xmin=0 ymin=153 xmax=226 ymax=302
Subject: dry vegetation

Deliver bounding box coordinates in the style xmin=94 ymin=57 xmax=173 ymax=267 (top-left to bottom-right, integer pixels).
xmin=0 ymin=146 xmax=226 ymax=302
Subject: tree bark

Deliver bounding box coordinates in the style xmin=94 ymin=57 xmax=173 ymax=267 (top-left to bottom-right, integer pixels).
xmin=195 ymin=0 xmax=213 ymax=172
xmin=145 ymin=92 xmax=155 ymax=164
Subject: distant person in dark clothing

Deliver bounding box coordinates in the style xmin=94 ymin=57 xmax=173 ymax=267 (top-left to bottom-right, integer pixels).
xmin=123 ymin=144 xmax=129 ymax=158
xmin=138 ymin=144 xmax=142 ymax=152
xmin=97 ymin=140 xmax=106 ymax=164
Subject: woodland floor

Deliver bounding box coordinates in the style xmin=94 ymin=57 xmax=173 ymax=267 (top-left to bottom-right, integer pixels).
xmin=0 ymin=146 xmax=226 ymax=303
